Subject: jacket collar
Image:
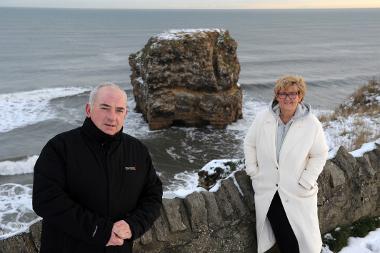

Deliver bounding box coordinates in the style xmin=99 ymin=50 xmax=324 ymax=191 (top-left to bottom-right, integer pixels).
xmin=81 ymin=117 xmax=123 ymax=144
xmin=270 ymin=100 xmax=311 ymax=122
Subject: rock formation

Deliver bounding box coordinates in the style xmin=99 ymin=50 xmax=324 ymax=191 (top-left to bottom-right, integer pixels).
xmin=129 ymin=29 xmax=242 ymax=130
xmin=2 ymin=143 xmax=379 ymax=253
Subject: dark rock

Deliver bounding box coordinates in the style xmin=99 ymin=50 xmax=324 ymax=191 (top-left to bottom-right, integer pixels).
xmin=357 ymin=156 xmax=376 ymax=177
xmin=129 ymin=29 xmax=242 ymax=130
xmin=326 ymin=161 xmax=346 ymax=188
xmin=332 ymin=146 xmax=357 ymax=178
xmin=198 ymin=159 xmax=245 ymax=190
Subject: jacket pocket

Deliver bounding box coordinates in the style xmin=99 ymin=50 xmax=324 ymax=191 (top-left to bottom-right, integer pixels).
xmin=295 ymin=181 xmax=318 ymax=198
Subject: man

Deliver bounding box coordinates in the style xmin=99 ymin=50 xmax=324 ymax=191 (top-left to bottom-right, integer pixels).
xmin=33 ymin=83 xmax=163 ymax=253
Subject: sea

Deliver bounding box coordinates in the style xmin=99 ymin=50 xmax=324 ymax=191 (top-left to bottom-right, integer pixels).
xmin=0 ymin=7 xmax=379 ymax=239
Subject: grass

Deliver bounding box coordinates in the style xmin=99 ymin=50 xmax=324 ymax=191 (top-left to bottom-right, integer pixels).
xmin=322 ymin=216 xmax=380 ymax=252
xmin=320 ymin=79 xmax=380 ymax=121
xmin=319 ymin=78 xmax=380 ymax=150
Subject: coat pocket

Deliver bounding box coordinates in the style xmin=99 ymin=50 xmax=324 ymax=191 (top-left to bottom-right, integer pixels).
xmin=295 ymin=182 xmax=318 ymax=198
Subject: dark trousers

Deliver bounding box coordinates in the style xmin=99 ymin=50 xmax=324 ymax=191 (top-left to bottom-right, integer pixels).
xmin=267 ymin=191 xmax=299 ymax=253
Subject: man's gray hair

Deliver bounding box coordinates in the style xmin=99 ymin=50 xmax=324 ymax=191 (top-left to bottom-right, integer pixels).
xmin=89 ymin=82 xmax=127 ymax=108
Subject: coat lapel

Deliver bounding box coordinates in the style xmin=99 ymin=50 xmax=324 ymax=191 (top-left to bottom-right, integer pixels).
xmin=263 ymin=114 xmax=278 ymax=167
xmin=279 ymin=119 xmax=306 ymax=163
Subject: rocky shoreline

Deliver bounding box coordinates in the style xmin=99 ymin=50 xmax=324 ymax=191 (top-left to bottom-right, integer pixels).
xmin=2 ymin=142 xmax=379 ymax=253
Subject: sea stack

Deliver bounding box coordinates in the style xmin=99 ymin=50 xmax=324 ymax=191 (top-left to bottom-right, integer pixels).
xmin=129 ymin=29 xmax=242 ymax=130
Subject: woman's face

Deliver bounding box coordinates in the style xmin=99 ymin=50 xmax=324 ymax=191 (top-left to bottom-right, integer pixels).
xmin=276 ymin=85 xmax=302 ymax=114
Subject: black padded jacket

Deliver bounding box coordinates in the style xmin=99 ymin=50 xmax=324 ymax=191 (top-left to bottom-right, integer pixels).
xmin=33 ymin=117 xmax=163 ymax=253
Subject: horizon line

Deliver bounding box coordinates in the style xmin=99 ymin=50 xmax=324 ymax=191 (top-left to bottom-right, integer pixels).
xmin=1 ymin=6 xmax=380 ymax=11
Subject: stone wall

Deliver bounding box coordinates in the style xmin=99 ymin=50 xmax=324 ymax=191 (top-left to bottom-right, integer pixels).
xmin=1 ymin=144 xmax=379 ymax=253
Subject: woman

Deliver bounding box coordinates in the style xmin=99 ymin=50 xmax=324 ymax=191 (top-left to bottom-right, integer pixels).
xmin=244 ymin=75 xmax=328 ymax=253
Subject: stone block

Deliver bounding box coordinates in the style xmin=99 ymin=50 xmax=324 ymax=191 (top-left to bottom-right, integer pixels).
xmin=234 ymin=170 xmax=255 ymax=212
xmin=29 ymin=220 xmax=42 ymax=252
xmin=333 ymin=146 xmax=357 ymax=178
xmin=0 ymin=233 xmax=36 ymax=253
xmin=162 ymin=198 xmax=187 ymax=232
xmin=183 ymin=192 xmax=207 ymax=232
xmin=223 ymin=178 xmax=248 ymax=217
xmin=152 ymin=207 xmax=170 ymax=242
xmin=327 ymin=162 xmax=346 ymax=188
xmin=201 ymin=191 xmax=223 ymax=229
xmin=140 ymin=228 xmax=153 ymax=245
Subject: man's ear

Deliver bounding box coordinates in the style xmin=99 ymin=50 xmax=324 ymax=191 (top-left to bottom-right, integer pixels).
xmin=124 ymin=107 xmax=128 ymax=119
xmin=85 ymin=103 xmax=91 ymax=117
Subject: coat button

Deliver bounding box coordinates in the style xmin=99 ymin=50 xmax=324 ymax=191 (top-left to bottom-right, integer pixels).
xmin=276 ymin=184 xmax=278 ymax=187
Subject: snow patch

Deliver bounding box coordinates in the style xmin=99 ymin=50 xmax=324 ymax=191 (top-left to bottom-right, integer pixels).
xmin=154 ymin=28 xmax=224 ymax=41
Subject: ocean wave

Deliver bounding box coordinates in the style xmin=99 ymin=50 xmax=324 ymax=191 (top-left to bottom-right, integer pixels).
xmin=163 ymin=171 xmax=201 ymax=199
xmin=226 ymin=99 xmax=268 ymax=132
xmin=0 ymin=156 xmax=38 ymax=176
xmin=0 ymin=87 xmax=89 ymax=133
xmin=122 ymin=96 xmax=151 ymax=138
xmin=165 ymin=147 xmax=181 ymax=160
xmin=0 ymin=183 xmax=40 ymax=240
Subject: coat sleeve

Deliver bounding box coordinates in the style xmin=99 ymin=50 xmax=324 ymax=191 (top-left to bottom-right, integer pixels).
xmin=124 ymin=150 xmax=163 ymax=240
xmin=298 ymin=120 xmax=329 ymax=189
xmin=32 ymin=137 xmax=114 ymax=246
xmin=244 ymin=116 xmax=260 ymax=178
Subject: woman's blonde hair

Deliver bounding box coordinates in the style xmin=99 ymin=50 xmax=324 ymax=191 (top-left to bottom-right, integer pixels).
xmin=274 ymin=75 xmax=307 ymax=101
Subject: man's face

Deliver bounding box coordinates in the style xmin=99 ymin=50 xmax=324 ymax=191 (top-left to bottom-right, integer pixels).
xmin=85 ymin=86 xmax=127 ymax=136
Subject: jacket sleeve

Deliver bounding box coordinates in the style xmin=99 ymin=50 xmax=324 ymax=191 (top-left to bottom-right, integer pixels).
xmin=244 ymin=116 xmax=260 ymax=178
xmin=124 ymin=150 xmax=163 ymax=240
xmin=299 ymin=120 xmax=329 ymax=189
xmin=32 ymin=137 xmax=113 ymax=246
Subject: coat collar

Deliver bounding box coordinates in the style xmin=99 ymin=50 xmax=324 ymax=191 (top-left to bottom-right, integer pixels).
xmin=81 ymin=117 xmax=123 ymax=144
xmin=270 ymin=100 xmax=311 ymax=123
xmin=263 ymin=109 xmax=307 ymax=166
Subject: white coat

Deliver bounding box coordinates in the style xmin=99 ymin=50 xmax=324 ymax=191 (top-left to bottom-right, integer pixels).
xmin=244 ymin=106 xmax=328 ymax=253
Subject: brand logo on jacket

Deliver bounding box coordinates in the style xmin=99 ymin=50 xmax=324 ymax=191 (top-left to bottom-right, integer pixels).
xmin=124 ymin=166 xmax=136 ymax=171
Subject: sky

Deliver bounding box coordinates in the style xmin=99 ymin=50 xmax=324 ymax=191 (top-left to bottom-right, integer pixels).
xmin=1 ymin=0 xmax=380 ymax=9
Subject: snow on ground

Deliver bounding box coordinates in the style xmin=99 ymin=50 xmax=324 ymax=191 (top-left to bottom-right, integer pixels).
xmin=153 ymin=28 xmax=223 ymax=41
xmin=351 ymin=139 xmax=380 ymax=157
xmin=321 ymin=79 xmax=380 ymax=154
xmin=339 ymin=228 xmax=380 ymax=253
xmin=322 ymin=228 xmax=380 ymax=253
xmin=323 ymin=114 xmax=380 ymax=155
